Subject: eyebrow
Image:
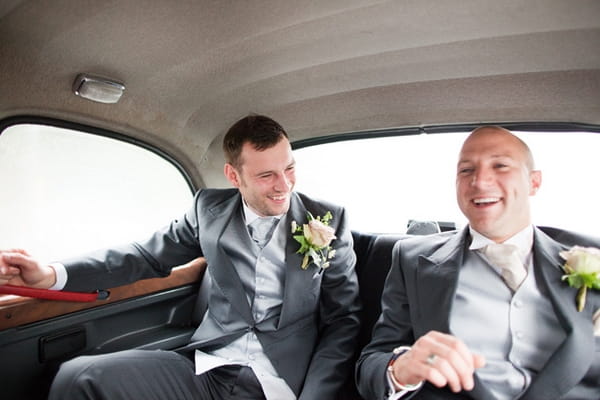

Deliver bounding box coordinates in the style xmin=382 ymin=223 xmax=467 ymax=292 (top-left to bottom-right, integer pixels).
xmin=254 ymin=160 xmax=295 ymax=176
xmin=458 ymin=153 xmax=513 ymax=162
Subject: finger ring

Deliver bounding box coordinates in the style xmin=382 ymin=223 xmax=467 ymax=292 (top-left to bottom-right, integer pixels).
xmin=426 ymin=354 xmax=438 ymax=366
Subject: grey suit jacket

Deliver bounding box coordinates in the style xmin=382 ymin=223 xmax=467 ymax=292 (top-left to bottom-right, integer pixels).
xmin=356 ymin=226 xmax=600 ymax=400
xmin=62 ymin=188 xmax=361 ymax=399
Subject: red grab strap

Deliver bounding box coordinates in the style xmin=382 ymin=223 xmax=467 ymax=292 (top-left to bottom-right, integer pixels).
xmin=0 ymin=285 xmax=109 ymax=302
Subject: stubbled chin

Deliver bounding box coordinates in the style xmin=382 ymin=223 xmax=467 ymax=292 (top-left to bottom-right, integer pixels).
xmin=268 ymin=197 xmax=290 ymax=213
xmin=467 ymin=207 xmax=498 ymax=226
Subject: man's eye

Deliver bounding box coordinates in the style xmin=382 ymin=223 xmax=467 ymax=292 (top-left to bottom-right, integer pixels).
xmin=458 ymin=168 xmax=473 ymax=174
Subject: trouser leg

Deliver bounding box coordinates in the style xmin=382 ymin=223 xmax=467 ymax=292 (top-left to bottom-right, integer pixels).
xmin=211 ymin=364 xmax=266 ymax=400
xmin=48 ymin=349 xmax=266 ymax=400
xmin=48 ymin=349 xmax=199 ymax=400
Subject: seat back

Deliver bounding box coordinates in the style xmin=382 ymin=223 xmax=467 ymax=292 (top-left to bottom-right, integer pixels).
xmin=352 ymin=232 xmax=406 ymax=352
xmin=335 ymin=231 xmax=406 ymax=399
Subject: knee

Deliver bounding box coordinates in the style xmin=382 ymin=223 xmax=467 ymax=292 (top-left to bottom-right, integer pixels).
xmin=48 ymin=355 xmax=101 ymax=399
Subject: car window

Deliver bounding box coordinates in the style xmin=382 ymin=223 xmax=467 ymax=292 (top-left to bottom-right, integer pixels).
xmin=0 ymin=122 xmax=194 ymax=262
xmin=293 ymin=129 xmax=599 ymax=236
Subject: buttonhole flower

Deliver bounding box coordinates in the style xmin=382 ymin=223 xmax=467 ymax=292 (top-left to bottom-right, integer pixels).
xmin=560 ymin=246 xmax=600 ymax=311
xmin=291 ymin=211 xmax=336 ymax=270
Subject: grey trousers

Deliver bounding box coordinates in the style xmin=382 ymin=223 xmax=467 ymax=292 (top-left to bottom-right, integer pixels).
xmin=47 ymin=349 xmax=266 ymax=400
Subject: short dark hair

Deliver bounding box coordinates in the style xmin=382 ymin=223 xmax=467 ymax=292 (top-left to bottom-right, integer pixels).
xmin=222 ymin=114 xmax=288 ymax=168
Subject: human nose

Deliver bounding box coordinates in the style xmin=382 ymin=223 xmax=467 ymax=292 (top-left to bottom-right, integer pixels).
xmin=273 ymin=172 xmax=291 ymax=191
xmin=470 ymin=167 xmax=492 ymax=187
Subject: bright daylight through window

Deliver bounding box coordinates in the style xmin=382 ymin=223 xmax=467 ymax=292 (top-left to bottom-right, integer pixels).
xmin=0 ymin=124 xmax=193 ymax=262
xmin=294 ymin=130 xmax=599 ymax=236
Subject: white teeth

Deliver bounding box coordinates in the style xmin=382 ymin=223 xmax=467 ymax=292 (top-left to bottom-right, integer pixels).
xmin=473 ymin=197 xmax=499 ymax=204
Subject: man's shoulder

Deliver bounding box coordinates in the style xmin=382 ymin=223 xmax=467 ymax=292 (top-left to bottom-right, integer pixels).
xmin=194 ymin=188 xmax=238 ymax=204
xmin=401 ymin=229 xmax=461 ymax=245
xmin=537 ymin=226 xmax=600 ymax=248
xmin=394 ymin=229 xmax=465 ymax=259
xmin=293 ymin=191 xmax=344 ymax=213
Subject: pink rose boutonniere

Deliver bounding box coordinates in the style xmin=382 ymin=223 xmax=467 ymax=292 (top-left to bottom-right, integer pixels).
xmin=560 ymin=246 xmax=600 ymax=311
xmin=291 ymin=211 xmax=336 ymax=270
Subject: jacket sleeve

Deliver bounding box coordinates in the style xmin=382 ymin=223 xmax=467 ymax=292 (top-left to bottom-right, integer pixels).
xmin=62 ymin=190 xmax=205 ymax=291
xmin=355 ymin=240 xmax=420 ymax=400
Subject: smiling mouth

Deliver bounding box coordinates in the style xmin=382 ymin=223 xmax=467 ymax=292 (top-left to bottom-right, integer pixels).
xmin=269 ymin=194 xmax=288 ymax=202
xmin=472 ymin=197 xmax=500 ymax=206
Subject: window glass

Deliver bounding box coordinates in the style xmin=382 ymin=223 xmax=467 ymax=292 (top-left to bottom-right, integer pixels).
xmin=0 ymin=123 xmax=193 ymax=262
xmin=294 ymin=130 xmax=599 ymax=236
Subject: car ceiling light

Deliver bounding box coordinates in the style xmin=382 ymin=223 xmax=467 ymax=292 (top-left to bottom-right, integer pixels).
xmin=72 ymin=73 xmax=125 ymax=104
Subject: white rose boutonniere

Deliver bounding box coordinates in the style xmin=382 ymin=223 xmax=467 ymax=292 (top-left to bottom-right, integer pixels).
xmin=560 ymin=246 xmax=600 ymax=311
xmin=291 ymin=211 xmax=336 ymax=270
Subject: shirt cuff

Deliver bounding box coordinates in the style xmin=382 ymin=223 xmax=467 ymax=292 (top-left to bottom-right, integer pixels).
xmin=48 ymin=262 xmax=67 ymax=290
xmin=387 ymin=368 xmax=418 ymax=400
xmin=386 ymin=346 xmax=423 ymax=400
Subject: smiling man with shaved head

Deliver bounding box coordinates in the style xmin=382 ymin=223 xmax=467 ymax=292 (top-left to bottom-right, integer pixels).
xmin=357 ymin=126 xmax=600 ymax=400
xmin=456 ymin=126 xmax=541 ymax=243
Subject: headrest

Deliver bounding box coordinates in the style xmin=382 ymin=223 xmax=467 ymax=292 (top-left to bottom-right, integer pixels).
xmin=406 ymin=220 xmax=441 ymax=235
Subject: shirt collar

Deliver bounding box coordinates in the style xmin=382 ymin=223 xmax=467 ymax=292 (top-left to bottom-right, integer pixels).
xmin=469 ymin=225 xmax=534 ymax=258
xmin=242 ymin=199 xmax=283 ymax=226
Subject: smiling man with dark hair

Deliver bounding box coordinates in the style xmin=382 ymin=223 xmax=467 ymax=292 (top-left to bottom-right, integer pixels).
xmin=1 ymin=114 xmax=361 ymax=400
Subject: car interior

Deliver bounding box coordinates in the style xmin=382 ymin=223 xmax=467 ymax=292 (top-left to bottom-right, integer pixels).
xmin=1 ymin=1 xmax=599 ymax=399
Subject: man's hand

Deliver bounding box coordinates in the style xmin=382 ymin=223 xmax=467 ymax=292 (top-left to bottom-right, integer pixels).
xmin=0 ymin=249 xmax=22 ymax=285
xmin=391 ymin=331 xmax=485 ymax=393
xmin=0 ymin=249 xmax=56 ymax=289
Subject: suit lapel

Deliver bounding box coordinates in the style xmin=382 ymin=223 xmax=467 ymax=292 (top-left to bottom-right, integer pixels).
xmin=278 ymin=193 xmax=316 ymax=328
xmin=207 ymin=192 xmax=315 ymax=329
xmin=416 ymin=227 xmax=498 ymax=399
xmin=205 ymin=192 xmax=255 ymax=324
xmin=521 ymin=228 xmax=595 ymax=400
xmin=415 ymin=227 xmax=595 ymax=399
xmin=415 ymin=227 xmax=469 ymax=334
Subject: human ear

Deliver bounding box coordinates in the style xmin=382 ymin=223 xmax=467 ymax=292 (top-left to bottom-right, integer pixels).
xmin=529 ymin=170 xmax=542 ymax=195
xmin=224 ymin=163 xmax=241 ymax=187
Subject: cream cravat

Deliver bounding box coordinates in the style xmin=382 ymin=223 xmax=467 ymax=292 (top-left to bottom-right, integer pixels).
xmin=248 ymin=217 xmax=276 ymax=248
xmin=480 ymin=243 xmax=527 ymax=291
